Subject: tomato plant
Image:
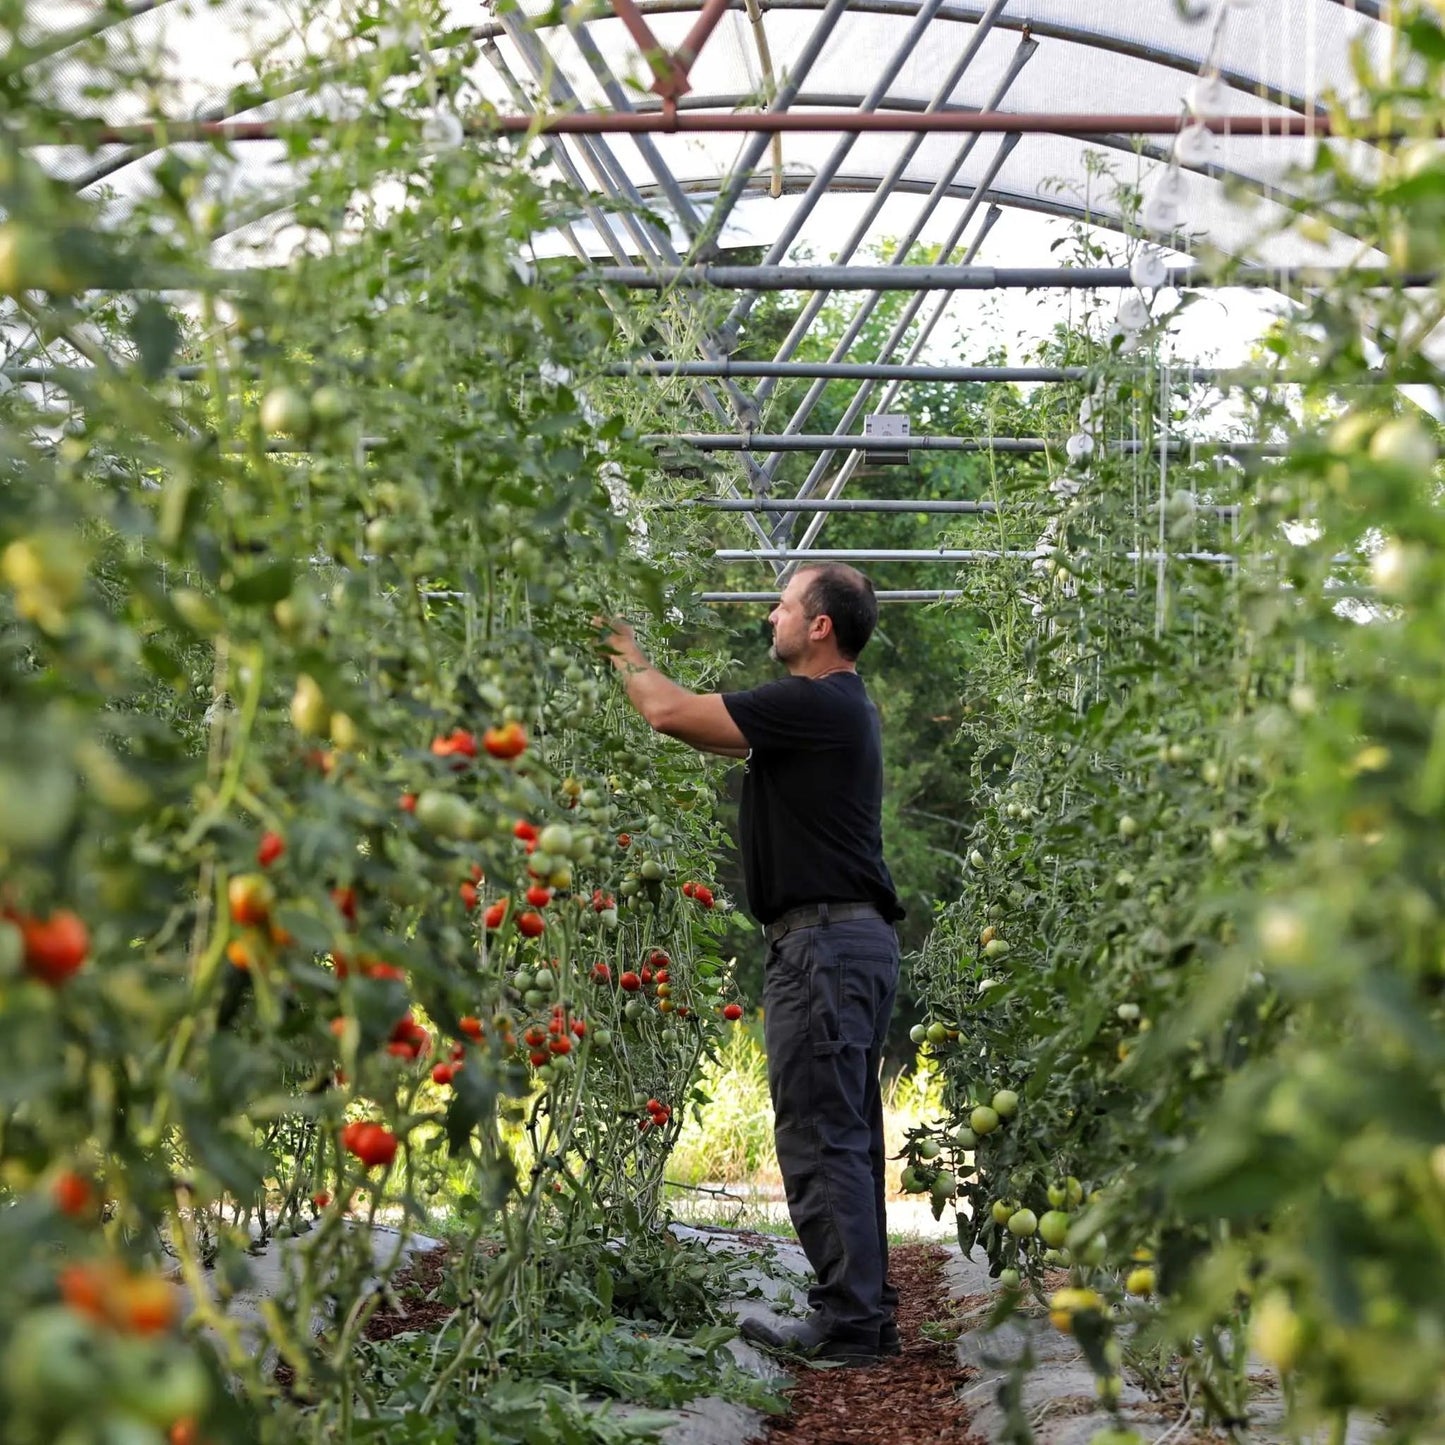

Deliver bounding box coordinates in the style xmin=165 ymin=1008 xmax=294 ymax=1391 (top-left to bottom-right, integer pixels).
xmin=0 ymin=5 xmax=746 ymax=1439
xmin=909 ymin=29 xmax=1445 ymax=1435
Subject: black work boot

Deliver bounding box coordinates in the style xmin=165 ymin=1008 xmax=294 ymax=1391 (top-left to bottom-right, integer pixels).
xmin=739 ymin=1314 xmax=884 ymax=1366
xmin=879 ymin=1319 xmax=901 ymax=1356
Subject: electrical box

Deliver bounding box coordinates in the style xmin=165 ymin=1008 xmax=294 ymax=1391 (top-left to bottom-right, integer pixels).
xmin=863 ymin=412 xmax=912 ymax=465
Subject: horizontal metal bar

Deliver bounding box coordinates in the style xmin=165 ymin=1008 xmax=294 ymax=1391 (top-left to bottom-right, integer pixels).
xmin=79 ymin=113 xmax=1422 ymax=143
xmin=616 ymin=360 xmax=1225 ymax=383
xmin=701 ymin=590 xmax=970 ymax=602
xmin=667 ymin=498 xmax=997 ymax=513
xmin=605 ymin=264 xmax=1438 ymax=291
xmin=715 ymin=548 xmax=1240 ymax=562
xmin=649 ymin=433 xmax=1282 ymax=454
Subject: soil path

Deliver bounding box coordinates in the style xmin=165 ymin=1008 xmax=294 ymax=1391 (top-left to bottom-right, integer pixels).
xmin=753 ymin=1244 xmax=983 ymax=1445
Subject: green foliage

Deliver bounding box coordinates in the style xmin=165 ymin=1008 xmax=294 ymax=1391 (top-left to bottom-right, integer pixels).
xmin=907 ymin=18 xmax=1445 ymax=1436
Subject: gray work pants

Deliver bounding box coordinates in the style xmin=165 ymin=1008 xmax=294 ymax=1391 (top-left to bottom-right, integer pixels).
xmin=762 ymin=914 xmax=900 ymax=1345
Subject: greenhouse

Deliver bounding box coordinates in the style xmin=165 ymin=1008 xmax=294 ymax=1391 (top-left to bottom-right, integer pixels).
xmin=1 ymin=0 xmax=1442 ymax=1442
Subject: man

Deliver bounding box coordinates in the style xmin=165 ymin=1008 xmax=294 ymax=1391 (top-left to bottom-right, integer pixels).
xmin=598 ymin=563 xmax=904 ymax=1366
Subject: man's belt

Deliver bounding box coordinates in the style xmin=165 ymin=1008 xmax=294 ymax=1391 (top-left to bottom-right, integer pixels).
xmin=762 ymin=901 xmax=884 ymax=945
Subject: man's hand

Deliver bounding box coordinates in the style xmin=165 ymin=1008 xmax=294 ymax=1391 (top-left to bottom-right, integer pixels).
xmin=592 ymin=615 xmax=749 ymax=757
xmin=594 ymin=616 xmax=644 ymax=668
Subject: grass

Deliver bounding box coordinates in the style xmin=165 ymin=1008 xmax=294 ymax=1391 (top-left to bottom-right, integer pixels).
xmin=664 ymin=1027 xmax=954 ymax=1241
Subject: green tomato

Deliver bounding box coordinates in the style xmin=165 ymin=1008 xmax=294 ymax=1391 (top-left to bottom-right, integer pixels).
xmin=999 ymin=1267 xmax=1021 ymax=1289
xmin=930 ymin=1172 xmax=957 ymax=1201
xmin=537 ymin=824 xmax=574 ymax=858
xmin=990 ymin=1199 xmax=1015 ymax=1225
xmin=2 ymin=1306 xmax=110 ymax=1420
xmin=982 ymin=938 xmax=1011 ymax=959
xmin=1047 ymin=1182 xmax=1068 ymax=1209
xmin=925 ymin=1021 xmax=948 ymax=1045
xmin=1116 ymin=814 xmax=1139 ymax=841
xmin=1369 ymin=417 xmax=1438 ymax=472
xmin=259 ymin=386 xmax=311 ymax=436
xmin=110 ymin=1339 xmax=211 ymax=1427
xmin=1065 ymin=1176 xmax=1084 ymax=1208
xmin=413 ymin=790 xmax=478 ymax=841
xmin=970 ymin=1105 xmax=1000 ymax=1136
xmin=533 ymin=970 xmax=556 ymax=993
xmin=639 ymin=859 xmax=665 ymax=882
xmin=909 ymin=1024 xmax=927 ymax=1045
xmin=917 ymin=1139 xmax=941 ymax=1161
xmin=591 ymin=1028 xmax=613 ymax=1049
xmin=991 ymin=1090 xmax=1019 ymax=1119
xmin=899 ymin=1166 xmax=929 ymax=1194
xmin=1038 ymin=1210 xmax=1071 ymax=1248
xmin=953 ymin=1126 xmax=977 ymax=1150
xmin=623 ymin=1000 xmax=645 ymax=1022
xmin=1006 ymin=1208 xmax=1038 ymax=1238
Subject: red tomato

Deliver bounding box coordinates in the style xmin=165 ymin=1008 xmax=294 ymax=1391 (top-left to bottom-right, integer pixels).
xmin=484 ymin=901 xmax=507 ymax=931
xmin=548 ymin=1036 xmax=572 ymax=1055
xmin=619 ymin=971 xmax=642 ymax=992
xmin=617 ymin=833 xmax=631 ymax=848
xmin=648 ymin=950 xmax=671 ymax=969
xmin=312 ymin=1191 xmax=331 ymax=1209
xmin=571 ymin=1019 xmax=587 ymax=1038
xmin=516 ymin=910 xmax=545 ymax=938
xmin=431 ymin=728 xmax=478 ymax=765
xmin=399 ymin=792 xmax=418 ymax=813
xmin=681 ymin=881 xmax=696 ymax=898
xmin=19 ymin=910 xmax=90 ymax=986
xmin=528 ymin=1049 xmax=549 ymax=1068
xmin=52 ymin=1170 xmax=95 ymax=1217
xmin=525 ymin=884 xmax=552 ymax=908
xmin=330 ymin=886 xmax=358 ymax=924
xmin=257 ymin=831 xmax=286 ymax=868
xmin=694 ymin=886 xmax=715 ymax=909
xmin=513 ymin=819 xmax=539 ymax=842
xmin=342 ymin=1122 xmax=398 ymax=1169
xmin=723 ymin=1003 xmax=744 ymax=1022
xmin=431 ymin=1063 xmax=454 ymax=1086
xmin=113 ymin=1273 xmax=177 ymax=1335
xmin=523 ymin=1025 xmax=547 ymax=1047
xmin=591 ymin=962 xmax=612 ymax=985
xmin=483 ymin=722 xmax=528 ymax=760
xmin=227 ymin=875 xmax=273 ymax=928
xmin=459 ymin=882 xmax=479 ymax=911
xmin=458 ymin=1015 xmax=483 ymax=1040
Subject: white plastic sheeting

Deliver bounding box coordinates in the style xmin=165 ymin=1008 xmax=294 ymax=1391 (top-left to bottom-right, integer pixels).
xmin=17 ymin=0 xmax=1393 ymax=268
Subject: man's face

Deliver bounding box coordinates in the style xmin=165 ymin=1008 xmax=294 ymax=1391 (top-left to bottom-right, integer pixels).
xmin=767 ymin=574 xmax=815 ymax=665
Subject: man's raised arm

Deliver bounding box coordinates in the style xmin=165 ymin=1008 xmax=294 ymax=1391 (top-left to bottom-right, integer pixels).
xmin=596 ymin=618 xmax=751 ymax=758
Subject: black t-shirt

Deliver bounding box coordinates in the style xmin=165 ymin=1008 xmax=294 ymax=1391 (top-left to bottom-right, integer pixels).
xmin=722 ymin=672 xmax=903 ymax=927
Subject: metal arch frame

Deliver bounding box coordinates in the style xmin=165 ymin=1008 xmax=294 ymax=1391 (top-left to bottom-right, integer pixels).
xmin=20 ymin=0 xmax=1399 ymax=599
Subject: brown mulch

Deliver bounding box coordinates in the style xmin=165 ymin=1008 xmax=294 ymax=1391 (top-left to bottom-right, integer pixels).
xmin=754 ymin=1244 xmax=987 ymax=1445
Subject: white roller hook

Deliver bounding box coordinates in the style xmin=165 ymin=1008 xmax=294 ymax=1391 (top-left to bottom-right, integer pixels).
xmin=1130 ymin=247 xmax=1168 ymax=289
xmin=1142 ymin=167 xmax=1188 ymax=233
xmin=1176 ymin=122 xmax=1216 ymax=167
xmin=1189 ymin=74 xmax=1229 ymax=116
xmin=1118 ymin=291 xmax=1151 ymax=334
xmin=422 ymin=107 xmax=464 ymax=151
xmin=1066 ymin=432 xmax=1095 ymax=464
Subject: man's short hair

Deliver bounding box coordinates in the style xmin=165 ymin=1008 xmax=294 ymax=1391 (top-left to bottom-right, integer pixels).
xmin=799 ymin=564 xmax=878 ymax=660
